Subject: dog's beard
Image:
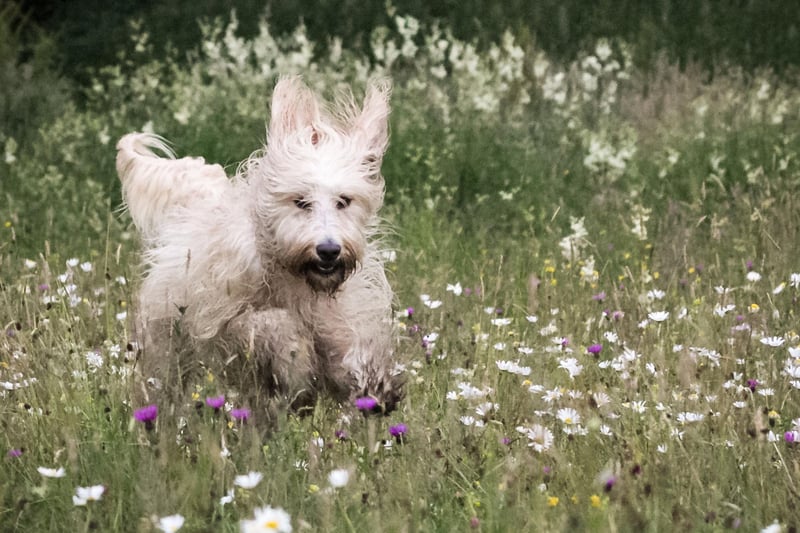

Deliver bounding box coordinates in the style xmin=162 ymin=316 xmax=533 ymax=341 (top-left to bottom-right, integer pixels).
xmin=275 ymin=239 xmax=361 ymax=295
xmin=301 ymin=258 xmax=352 ymax=294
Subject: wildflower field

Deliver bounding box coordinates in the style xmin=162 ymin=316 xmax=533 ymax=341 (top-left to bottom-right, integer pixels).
xmin=2 ymin=9 xmax=800 ymax=532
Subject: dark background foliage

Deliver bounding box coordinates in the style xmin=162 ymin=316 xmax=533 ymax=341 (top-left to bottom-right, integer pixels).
xmin=17 ymin=0 xmax=800 ymax=81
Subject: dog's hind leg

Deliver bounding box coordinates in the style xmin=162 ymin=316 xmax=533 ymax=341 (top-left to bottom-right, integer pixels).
xmin=225 ymin=308 xmax=317 ymax=412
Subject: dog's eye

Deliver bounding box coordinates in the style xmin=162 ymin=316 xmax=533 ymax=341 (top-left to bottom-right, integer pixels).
xmin=294 ymin=198 xmax=311 ymax=210
xmin=336 ymin=196 xmax=352 ymax=210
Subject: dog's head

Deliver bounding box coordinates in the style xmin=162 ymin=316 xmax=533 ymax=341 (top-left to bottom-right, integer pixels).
xmin=253 ymin=76 xmax=391 ymax=294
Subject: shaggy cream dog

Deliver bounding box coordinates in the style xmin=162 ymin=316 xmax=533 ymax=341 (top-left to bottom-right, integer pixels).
xmin=116 ymin=77 xmax=402 ymax=415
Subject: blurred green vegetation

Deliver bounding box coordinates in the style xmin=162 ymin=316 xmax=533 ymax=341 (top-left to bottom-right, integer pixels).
xmin=17 ymin=0 xmax=800 ymax=81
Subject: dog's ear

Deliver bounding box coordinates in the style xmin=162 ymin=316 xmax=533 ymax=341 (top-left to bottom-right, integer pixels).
xmin=268 ymin=76 xmax=321 ymax=143
xmin=354 ymin=78 xmax=391 ymax=163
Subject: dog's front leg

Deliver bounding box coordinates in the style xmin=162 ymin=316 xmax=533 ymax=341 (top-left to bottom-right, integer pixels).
xmin=226 ymin=308 xmax=316 ymax=409
xmin=337 ymin=327 xmax=404 ymax=415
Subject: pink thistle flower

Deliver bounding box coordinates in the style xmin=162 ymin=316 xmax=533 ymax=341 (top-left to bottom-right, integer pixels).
xmin=205 ymin=395 xmax=225 ymax=410
xmin=134 ymin=404 xmax=158 ymax=422
xmin=389 ymin=423 xmax=408 ymax=440
xmin=230 ymin=408 xmax=251 ymax=423
xmin=355 ymin=396 xmax=378 ymax=411
xmin=587 ymin=344 xmax=603 ymax=355
xmin=134 ymin=404 xmax=158 ymax=430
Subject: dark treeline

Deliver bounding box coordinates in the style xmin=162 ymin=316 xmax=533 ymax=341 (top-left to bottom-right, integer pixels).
xmin=16 ymin=0 xmax=800 ymax=81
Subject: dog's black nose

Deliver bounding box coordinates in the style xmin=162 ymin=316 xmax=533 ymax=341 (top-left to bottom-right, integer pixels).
xmin=316 ymin=242 xmax=341 ymax=262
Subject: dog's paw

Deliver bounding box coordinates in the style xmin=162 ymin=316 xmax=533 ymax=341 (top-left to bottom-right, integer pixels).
xmin=353 ymin=373 xmax=405 ymax=416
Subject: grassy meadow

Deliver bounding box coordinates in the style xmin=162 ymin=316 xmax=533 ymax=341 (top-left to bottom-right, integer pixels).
xmin=2 ymin=10 xmax=800 ymax=532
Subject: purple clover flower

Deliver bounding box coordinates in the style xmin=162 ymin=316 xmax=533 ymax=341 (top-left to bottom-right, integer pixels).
xmin=355 ymin=396 xmax=378 ymax=411
xmin=592 ymin=291 xmax=606 ymax=302
xmin=604 ymin=476 xmax=618 ymax=492
xmin=587 ymin=344 xmax=603 ymax=355
xmin=230 ymin=408 xmax=251 ymax=422
xmin=406 ymin=307 xmax=415 ymax=317
xmin=747 ymin=379 xmax=759 ymax=392
xmin=205 ymin=395 xmax=225 ymax=410
xmin=785 ymin=430 xmax=800 ymax=443
xmin=8 ymin=448 xmax=23 ymax=458
xmin=335 ymin=429 xmax=348 ymax=441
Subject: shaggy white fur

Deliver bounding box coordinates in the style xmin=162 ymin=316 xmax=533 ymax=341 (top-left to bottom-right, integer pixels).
xmin=117 ymin=76 xmax=402 ymax=414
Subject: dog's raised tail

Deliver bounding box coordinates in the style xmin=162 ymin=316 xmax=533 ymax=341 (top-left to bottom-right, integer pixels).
xmin=116 ymin=133 xmax=230 ymax=238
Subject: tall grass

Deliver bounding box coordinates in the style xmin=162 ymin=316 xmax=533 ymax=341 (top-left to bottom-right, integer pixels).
xmin=2 ymin=11 xmax=800 ymax=532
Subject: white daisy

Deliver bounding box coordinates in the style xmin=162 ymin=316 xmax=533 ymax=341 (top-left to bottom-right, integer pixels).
xmin=446 ymin=282 xmax=463 ymax=296
xmin=520 ymin=424 xmax=554 ymax=453
xmin=556 ymin=407 xmax=581 ymax=426
xmin=676 ymin=412 xmax=705 ymax=423
xmin=558 ymin=357 xmax=583 ymax=379
xmin=648 ymin=311 xmax=669 ymax=322
xmin=234 ymin=471 xmax=264 ymax=489
xmin=328 ymin=468 xmax=350 ymax=488
xmin=219 ymin=489 xmax=235 ymax=506
xmin=240 ymin=506 xmax=293 ymax=533
xmin=37 ymin=466 xmax=66 ymax=478
xmin=760 ymin=336 xmax=785 ymax=347
xmin=495 ymin=360 xmax=531 ymax=376
xmin=156 ymin=514 xmax=185 ymax=532
xmin=72 ymin=485 xmax=105 ymax=506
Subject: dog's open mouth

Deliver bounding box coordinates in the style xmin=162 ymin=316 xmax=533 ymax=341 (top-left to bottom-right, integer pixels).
xmin=311 ymin=261 xmax=341 ymax=276
xmin=302 ymin=260 xmax=350 ymax=294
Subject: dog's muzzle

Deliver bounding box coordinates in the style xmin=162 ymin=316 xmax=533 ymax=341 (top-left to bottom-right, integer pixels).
xmin=314 ymin=242 xmax=341 ymax=273
xmin=301 ymin=241 xmax=353 ymax=294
